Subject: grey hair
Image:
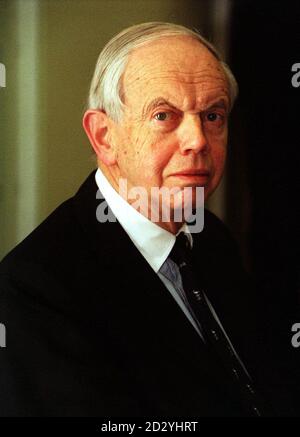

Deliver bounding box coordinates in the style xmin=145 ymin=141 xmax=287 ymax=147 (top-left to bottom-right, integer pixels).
xmin=88 ymin=22 xmax=238 ymax=122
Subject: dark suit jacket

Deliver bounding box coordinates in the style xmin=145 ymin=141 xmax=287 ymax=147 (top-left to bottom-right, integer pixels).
xmin=0 ymin=171 xmax=298 ymax=416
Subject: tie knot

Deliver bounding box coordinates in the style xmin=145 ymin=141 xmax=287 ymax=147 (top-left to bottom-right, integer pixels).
xmin=169 ymin=233 xmax=192 ymax=267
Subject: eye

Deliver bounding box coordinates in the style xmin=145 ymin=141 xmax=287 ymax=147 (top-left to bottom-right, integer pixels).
xmin=206 ymin=112 xmax=219 ymax=122
xmin=203 ymin=111 xmax=226 ymax=129
xmin=154 ymin=112 xmax=170 ymax=121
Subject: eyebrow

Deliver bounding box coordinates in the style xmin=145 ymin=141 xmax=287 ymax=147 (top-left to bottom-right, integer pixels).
xmin=205 ymin=99 xmax=229 ymax=111
xmin=142 ymin=97 xmax=177 ymax=119
xmin=142 ymin=97 xmax=229 ymax=119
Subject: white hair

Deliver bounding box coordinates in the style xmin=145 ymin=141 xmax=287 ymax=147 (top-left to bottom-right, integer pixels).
xmin=88 ymin=22 xmax=238 ymax=122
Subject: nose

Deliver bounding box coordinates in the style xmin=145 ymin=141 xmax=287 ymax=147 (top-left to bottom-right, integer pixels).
xmin=178 ymin=114 xmax=209 ymax=155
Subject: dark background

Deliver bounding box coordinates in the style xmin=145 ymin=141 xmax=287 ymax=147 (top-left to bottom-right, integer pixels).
xmin=227 ymin=4 xmax=300 ymax=407
xmin=227 ymin=0 xmax=299 ymax=320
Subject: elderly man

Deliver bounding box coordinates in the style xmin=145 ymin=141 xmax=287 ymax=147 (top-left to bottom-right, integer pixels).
xmin=0 ymin=22 xmax=295 ymax=417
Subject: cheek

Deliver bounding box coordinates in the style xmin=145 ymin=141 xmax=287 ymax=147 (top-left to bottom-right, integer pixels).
xmin=213 ymin=147 xmax=227 ymax=174
xmin=207 ymin=145 xmax=227 ymax=195
xmin=134 ymin=130 xmax=172 ymax=174
xmin=210 ymin=132 xmax=227 ymax=173
xmin=149 ymin=141 xmax=179 ymax=184
xmin=114 ymin=125 xmax=145 ymax=168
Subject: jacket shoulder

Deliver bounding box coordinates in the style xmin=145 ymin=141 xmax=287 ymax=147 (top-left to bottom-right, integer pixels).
xmin=0 ymin=171 xmax=98 ymax=272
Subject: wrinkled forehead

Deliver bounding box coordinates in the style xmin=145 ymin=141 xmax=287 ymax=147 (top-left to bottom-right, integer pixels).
xmin=122 ymin=36 xmax=229 ymax=110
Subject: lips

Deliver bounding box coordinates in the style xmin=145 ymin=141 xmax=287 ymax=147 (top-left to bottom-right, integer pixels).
xmin=170 ymin=169 xmax=210 ymax=177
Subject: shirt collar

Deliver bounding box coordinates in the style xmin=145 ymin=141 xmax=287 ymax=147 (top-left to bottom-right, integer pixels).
xmin=95 ymin=168 xmax=192 ymax=273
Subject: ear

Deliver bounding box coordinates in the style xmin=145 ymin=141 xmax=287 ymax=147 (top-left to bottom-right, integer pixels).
xmin=82 ymin=109 xmax=117 ymax=166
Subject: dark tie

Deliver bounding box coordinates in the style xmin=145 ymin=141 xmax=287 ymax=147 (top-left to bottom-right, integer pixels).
xmin=169 ymin=232 xmax=272 ymax=417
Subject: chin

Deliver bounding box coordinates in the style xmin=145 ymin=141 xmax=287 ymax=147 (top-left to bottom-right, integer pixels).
xmin=169 ymin=188 xmax=204 ymax=214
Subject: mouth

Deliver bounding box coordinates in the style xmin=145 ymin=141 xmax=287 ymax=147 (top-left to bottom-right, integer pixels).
xmin=170 ymin=169 xmax=210 ymax=181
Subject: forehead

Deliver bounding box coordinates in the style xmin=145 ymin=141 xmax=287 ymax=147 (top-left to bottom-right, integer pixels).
xmin=122 ymin=36 xmax=229 ymax=111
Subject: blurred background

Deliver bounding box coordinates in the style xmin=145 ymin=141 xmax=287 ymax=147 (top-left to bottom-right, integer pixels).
xmin=0 ymin=0 xmax=299 ymax=312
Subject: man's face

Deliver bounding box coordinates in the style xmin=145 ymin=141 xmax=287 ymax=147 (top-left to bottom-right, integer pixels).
xmin=107 ymin=36 xmax=230 ymax=214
